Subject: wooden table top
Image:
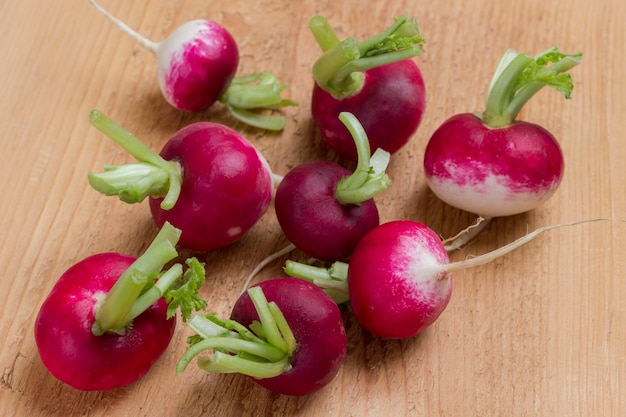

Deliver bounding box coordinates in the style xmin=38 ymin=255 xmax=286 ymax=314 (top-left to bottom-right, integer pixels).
xmin=1 ymin=0 xmax=625 ymax=415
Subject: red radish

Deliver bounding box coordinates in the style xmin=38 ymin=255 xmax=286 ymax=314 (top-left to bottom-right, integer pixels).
xmin=285 ymin=218 xmax=620 ymax=339
xmin=423 ymin=47 xmax=582 ymax=248
xmin=87 ymin=109 xmax=273 ymax=251
xmin=34 ymin=222 xmax=207 ymax=391
xmin=88 ymin=0 xmax=295 ymax=130
xmin=274 ymin=112 xmax=391 ymax=261
xmin=309 ymin=15 xmax=426 ymax=160
xmin=176 ymin=278 xmax=347 ymax=396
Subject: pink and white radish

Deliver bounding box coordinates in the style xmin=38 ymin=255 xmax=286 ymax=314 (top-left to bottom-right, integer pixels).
xmin=88 ymin=0 xmax=294 ymax=130
xmin=88 ymin=109 xmax=273 ymax=251
xmin=34 ymin=222 xmax=207 ymax=391
xmin=176 ymin=277 xmax=347 ymax=396
xmin=274 ymin=112 xmax=391 ymax=262
xmin=285 ymin=218 xmax=618 ymax=339
xmin=423 ymin=47 xmax=582 ymax=248
xmin=309 ymin=15 xmax=426 ymax=160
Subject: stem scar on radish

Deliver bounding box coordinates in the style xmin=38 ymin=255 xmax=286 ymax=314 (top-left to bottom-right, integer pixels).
xmin=177 ymin=278 xmax=347 ymax=396
xmin=274 ymin=111 xmax=392 ymax=262
xmin=34 ymin=222 xmax=207 ymax=391
xmin=310 ymin=14 xmax=426 ymax=160
xmin=87 ymin=109 xmax=274 ymax=251
xmin=423 ymin=47 xmax=582 ymax=248
xmin=284 ymin=218 xmax=624 ymax=339
xmin=88 ymin=0 xmax=296 ymax=130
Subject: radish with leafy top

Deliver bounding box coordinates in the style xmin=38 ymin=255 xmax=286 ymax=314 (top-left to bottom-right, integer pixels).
xmin=177 ymin=278 xmax=347 ymax=396
xmin=309 ymin=14 xmax=426 ymax=160
xmin=34 ymin=222 xmax=207 ymax=391
xmin=423 ymin=47 xmax=581 ymax=248
xmin=274 ymin=112 xmax=391 ymax=262
xmin=87 ymin=110 xmax=273 ymax=251
xmin=88 ymin=0 xmax=295 ymax=130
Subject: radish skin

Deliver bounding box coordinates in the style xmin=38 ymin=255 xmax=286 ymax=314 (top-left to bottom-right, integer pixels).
xmin=310 ymin=15 xmax=426 ymax=160
xmin=177 ymin=278 xmax=347 ymax=396
xmin=274 ymin=112 xmax=391 ymax=262
xmin=88 ymin=0 xmax=295 ymax=130
xmin=88 ymin=110 xmax=274 ymax=251
xmin=285 ymin=218 xmax=623 ymax=339
xmin=34 ymin=222 xmax=207 ymax=390
xmin=424 ymin=47 xmax=581 ymax=247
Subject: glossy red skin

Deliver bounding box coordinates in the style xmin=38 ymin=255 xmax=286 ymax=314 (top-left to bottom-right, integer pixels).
xmin=348 ymin=220 xmax=452 ymax=339
xmin=274 ymin=160 xmax=379 ymax=261
xmin=230 ymin=278 xmax=347 ymax=396
xmin=150 ymin=122 xmax=273 ymax=251
xmin=34 ymin=253 xmax=176 ymax=391
xmin=159 ymin=20 xmax=239 ymax=112
xmin=423 ymin=113 xmax=564 ymax=217
xmin=311 ymin=59 xmax=426 ymax=160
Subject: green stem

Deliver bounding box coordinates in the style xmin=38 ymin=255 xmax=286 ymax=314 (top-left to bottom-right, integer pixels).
xmin=177 ymin=287 xmax=298 ymax=379
xmin=197 ymin=350 xmax=290 ymax=378
xmin=481 ymin=47 xmax=582 ymax=127
xmin=88 ymin=109 xmax=182 ymax=209
xmin=92 ymin=222 xmax=181 ymax=335
xmin=309 ymin=15 xmax=341 ymax=52
xmin=219 ymin=72 xmax=298 ymax=131
xmin=284 ymin=260 xmax=349 ymax=304
xmin=126 ymin=263 xmax=183 ymax=321
xmin=334 ymin=112 xmax=391 ymax=204
xmin=311 ymin=15 xmax=425 ymax=97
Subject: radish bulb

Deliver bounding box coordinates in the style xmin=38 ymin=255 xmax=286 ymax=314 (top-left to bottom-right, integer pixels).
xmin=423 ymin=47 xmax=582 ymax=248
xmin=34 ymin=222 xmax=207 ymax=390
xmin=285 ymin=218 xmax=620 ymax=339
xmin=87 ymin=110 xmax=273 ymax=251
xmin=309 ymin=15 xmax=426 ymax=160
xmin=177 ymin=278 xmax=347 ymax=396
xmin=88 ymin=0 xmax=295 ymax=130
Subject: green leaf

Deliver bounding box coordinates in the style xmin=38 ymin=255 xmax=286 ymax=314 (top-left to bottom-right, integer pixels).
xmin=165 ymin=257 xmax=208 ymax=321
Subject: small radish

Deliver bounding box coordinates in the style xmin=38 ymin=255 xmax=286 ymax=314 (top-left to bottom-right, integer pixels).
xmin=88 ymin=0 xmax=295 ymax=130
xmin=274 ymin=112 xmax=391 ymax=262
xmin=284 ymin=218 xmax=620 ymax=339
xmin=309 ymin=15 xmax=426 ymax=160
xmin=34 ymin=222 xmax=207 ymax=391
xmin=423 ymin=47 xmax=582 ymax=248
xmin=176 ymin=278 xmax=347 ymax=396
xmin=87 ymin=109 xmax=273 ymax=251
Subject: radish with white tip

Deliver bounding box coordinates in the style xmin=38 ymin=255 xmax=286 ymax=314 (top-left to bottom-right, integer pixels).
xmin=88 ymin=0 xmax=295 ymax=130
xmin=284 ymin=218 xmax=622 ymax=339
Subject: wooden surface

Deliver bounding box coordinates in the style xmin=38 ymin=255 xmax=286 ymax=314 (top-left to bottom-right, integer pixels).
xmin=1 ymin=0 xmax=624 ymax=415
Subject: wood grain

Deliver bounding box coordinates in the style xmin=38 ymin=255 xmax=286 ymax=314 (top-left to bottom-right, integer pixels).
xmin=1 ymin=0 xmax=624 ymax=416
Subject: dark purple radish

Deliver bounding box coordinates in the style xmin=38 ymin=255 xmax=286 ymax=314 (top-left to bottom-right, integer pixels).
xmin=309 ymin=15 xmax=426 ymax=160
xmin=88 ymin=0 xmax=295 ymax=130
xmin=176 ymin=278 xmax=347 ymax=396
xmin=87 ymin=110 xmax=273 ymax=251
xmin=285 ymin=218 xmax=620 ymax=339
xmin=423 ymin=48 xmax=582 ymax=249
xmin=274 ymin=112 xmax=391 ymax=262
xmin=34 ymin=222 xmax=207 ymax=391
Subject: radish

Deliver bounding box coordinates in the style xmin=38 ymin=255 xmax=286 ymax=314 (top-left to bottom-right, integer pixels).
xmin=88 ymin=110 xmax=274 ymax=251
xmin=87 ymin=109 xmax=273 ymax=251
xmin=34 ymin=222 xmax=207 ymax=391
xmin=88 ymin=0 xmax=295 ymax=130
xmin=284 ymin=218 xmax=620 ymax=339
xmin=423 ymin=47 xmax=582 ymax=248
xmin=309 ymin=14 xmax=426 ymax=160
xmin=274 ymin=112 xmax=391 ymax=262
xmin=176 ymin=278 xmax=347 ymax=396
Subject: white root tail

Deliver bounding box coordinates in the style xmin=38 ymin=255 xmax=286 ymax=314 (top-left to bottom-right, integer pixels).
xmin=443 ymin=218 xmax=625 ymax=274
xmin=88 ymin=0 xmax=158 ymax=52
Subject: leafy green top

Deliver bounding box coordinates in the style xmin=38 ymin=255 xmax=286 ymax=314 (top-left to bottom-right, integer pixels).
xmin=481 ymin=47 xmax=582 ymax=127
